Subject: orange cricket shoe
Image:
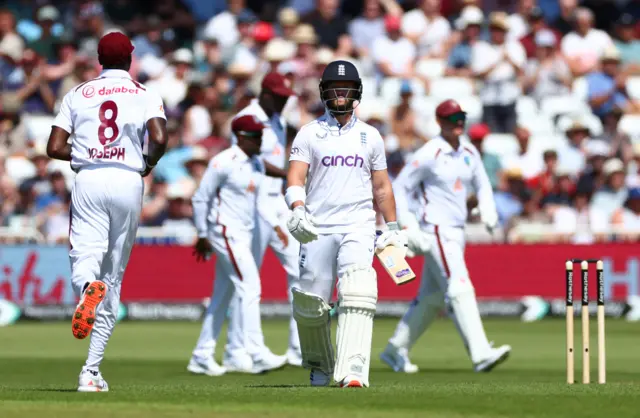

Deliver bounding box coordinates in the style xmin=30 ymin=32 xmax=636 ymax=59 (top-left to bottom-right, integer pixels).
xmin=71 ymin=281 xmax=108 ymax=339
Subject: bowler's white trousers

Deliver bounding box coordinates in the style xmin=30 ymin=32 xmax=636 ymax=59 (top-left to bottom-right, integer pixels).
xmin=192 ymin=225 xmax=265 ymax=359
xmin=226 ymin=194 xmax=301 ymax=358
xmin=298 ymin=230 xmax=376 ymax=301
xmin=388 ymin=224 xmax=492 ymax=363
xmin=69 ymin=166 xmax=143 ymax=370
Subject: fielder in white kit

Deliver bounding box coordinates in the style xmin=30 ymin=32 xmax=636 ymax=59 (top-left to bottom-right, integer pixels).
xmin=188 ymin=115 xmax=287 ymax=376
xmin=46 ymin=32 xmax=168 ymax=392
xmin=286 ymin=60 xmax=406 ymax=388
xmin=381 ymin=99 xmax=511 ymax=373
xmin=225 ymin=72 xmax=301 ymax=370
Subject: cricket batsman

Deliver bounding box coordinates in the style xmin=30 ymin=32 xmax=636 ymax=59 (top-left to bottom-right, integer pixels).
xmin=46 ymin=32 xmax=168 ymax=391
xmin=381 ymin=99 xmax=511 ymax=373
xmin=188 ymin=115 xmax=286 ymax=376
xmin=285 ymin=60 xmax=406 ymax=388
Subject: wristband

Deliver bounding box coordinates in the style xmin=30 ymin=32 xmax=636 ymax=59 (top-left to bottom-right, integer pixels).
xmin=285 ymin=185 xmax=306 ymax=208
xmin=387 ymin=221 xmax=399 ymax=231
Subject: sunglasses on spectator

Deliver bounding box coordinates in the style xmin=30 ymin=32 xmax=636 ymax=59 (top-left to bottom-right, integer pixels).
xmin=441 ymin=112 xmax=467 ymax=123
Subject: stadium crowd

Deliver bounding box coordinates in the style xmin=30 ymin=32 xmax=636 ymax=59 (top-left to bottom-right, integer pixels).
xmin=1 ymin=0 xmax=640 ymax=244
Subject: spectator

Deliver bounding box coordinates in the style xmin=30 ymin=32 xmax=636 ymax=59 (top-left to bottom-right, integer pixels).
xmin=467 ymin=122 xmax=502 ymax=189
xmin=183 ymin=147 xmax=209 ymax=185
xmin=526 ymin=149 xmax=559 ymax=197
xmin=561 ymin=7 xmax=614 ymax=77
xmin=286 ymin=24 xmax=318 ymax=80
xmin=540 ymin=167 xmax=575 ymax=207
xmin=0 ymin=171 xmax=18 ymax=227
xmin=522 ymin=29 xmax=572 ymax=103
xmin=472 ymin=12 xmax=526 ymax=134
xmin=587 ymin=47 xmax=640 ymax=119
xmin=147 ymin=48 xmax=193 ymax=110
xmin=494 ymin=167 xmax=526 ymax=226
xmin=4 ymin=49 xmax=56 ymax=116
xmin=613 ymin=13 xmax=640 ymax=74
xmin=559 ymin=120 xmax=592 ymax=176
xmin=154 ymin=119 xmax=192 ymax=184
xmin=503 ymin=126 xmax=542 ymax=179
xmin=627 ymin=143 xmax=640 ymax=188
xmin=0 ymin=8 xmax=25 ymax=73
xmin=181 ymin=83 xmax=213 ymax=145
xmin=77 ymin=2 xmax=121 ymax=60
xmin=152 ymin=0 xmax=196 ymax=49
xmin=576 ymin=140 xmax=610 ymax=195
xmin=29 ymin=6 xmax=61 ymax=62
xmin=388 ymin=81 xmax=428 ymax=153
xmin=303 ymin=0 xmax=349 ymax=50
xmin=372 ymin=15 xmax=416 ymax=79
xmin=35 ymin=170 xmax=69 ymax=212
xmin=203 ymin=0 xmax=254 ymax=52
xmin=551 ymin=0 xmax=578 ymax=35
xmin=551 ymin=187 xmax=609 ymax=244
xmin=519 ymin=6 xmax=562 ymax=59
xmin=132 ymin=15 xmax=163 ymax=59
xmin=349 ymin=0 xmax=385 ymax=59
xmin=141 ymin=176 xmax=169 ymax=227
xmin=401 ymin=0 xmax=451 ymax=58
xmin=591 ymin=158 xmax=628 ymax=221
xmin=20 ymin=146 xmax=51 ymax=207
xmin=445 ymin=6 xmax=484 ymax=78
xmin=506 ymin=190 xmax=550 ymax=241
xmin=611 ymin=188 xmax=640 ymax=240
xmin=162 ymin=179 xmax=196 ymax=245
xmin=507 ymin=0 xmax=536 ymax=41
xmin=599 ymin=107 xmax=633 ymax=163
xmin=277 ymin=8 xmax=299 ymax=42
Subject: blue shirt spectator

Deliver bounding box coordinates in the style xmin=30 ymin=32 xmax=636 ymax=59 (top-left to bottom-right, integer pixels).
xmin=586 ymin=70 xmax=628 ymax=118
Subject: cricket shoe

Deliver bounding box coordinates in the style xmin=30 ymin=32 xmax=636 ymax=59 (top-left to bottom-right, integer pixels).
xmin=72 ymin=281 xmax=107 ymax=340
xmin=77 ymin=369 xmax=109 ymax=392
xmin=310 ymin=368 xmax=331 ymax=387
xmin=474 ymin=344 xmax=511 ymax=372
xmin=187 ymin=355 xmax=226 ymax=376
xmin=380 ymin=344 xmax=419 ymax=374
xmin=286 ymin=348 xmax=303 ymax=367
xmin=251 ymin=350 xmax=288 ymax=374
xmin=223 ymin=353 xmax=254 ymax=374
xmin=339 ymin=376 xmax=364 ymax=388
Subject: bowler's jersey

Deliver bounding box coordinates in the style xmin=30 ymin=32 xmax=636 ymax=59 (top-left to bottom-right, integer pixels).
xmin=192 ymin=145 xmax=277 ymax=237
xmin=394 ymin=136 xmax=495 ymax=227
xmin=53 ymin=69 xmax=166 ymax=172
xmin=233 ymin=99 xmax=287 ymax=195
xmin=289 ymin=112 xmax=387 ymax=233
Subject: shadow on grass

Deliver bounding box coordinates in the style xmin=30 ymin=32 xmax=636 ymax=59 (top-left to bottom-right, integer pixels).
xmin=32 ymin=388 xmax=78 ymax=393
xmin=245 ymin=384 xmax=330 ymax=389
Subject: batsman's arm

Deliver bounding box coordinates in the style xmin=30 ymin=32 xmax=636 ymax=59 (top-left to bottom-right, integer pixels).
xmin=372 ymin=169 xmax=397 ymax=223
xmin=285 ymin=131 xmax=311 ymax=209
xmin=192 ymin=160 xmax=225 ymax=238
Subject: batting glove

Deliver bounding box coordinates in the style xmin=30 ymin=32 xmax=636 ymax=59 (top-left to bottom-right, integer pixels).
xmin=287 ymin=206 xmax=318 ymax=244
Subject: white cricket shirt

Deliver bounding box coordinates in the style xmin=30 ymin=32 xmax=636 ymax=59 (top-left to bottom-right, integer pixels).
xmin=394 ymin=136 xmax=496 ymax=228
xmin=192 ymin=145 xmax=277 ymax=237
xmin=289 ymin=111 xmax=387 ymax=233
xmin=53 ymin=69 xmax=166 ymax=172
xmin=233 ymin=99 xmax=287 ymax=195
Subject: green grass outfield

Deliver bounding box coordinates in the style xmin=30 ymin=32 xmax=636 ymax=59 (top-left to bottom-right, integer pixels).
xmin=1 ymin=318 xmax=639 ymax=418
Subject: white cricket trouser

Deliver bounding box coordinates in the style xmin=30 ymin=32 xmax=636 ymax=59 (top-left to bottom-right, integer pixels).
xmin=388 ymin=224 xmax=492 ymax=363
xmin=227 ymin=194 xmax=301 ymax=358
xmin=69 ymin=166 xmax=143 ymax=370
xmin=298 ymin=231 xmax=375 ymax=301
xmin=192 ymin=225 xmax=265 ymax=359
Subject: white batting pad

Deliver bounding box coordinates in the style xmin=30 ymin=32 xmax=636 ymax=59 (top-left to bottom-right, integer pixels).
xmin=334 ymin=266 xmax=378 ymax=387
xmin=292 ymin=288 xmax=335 ymax=374
xmin=447 ymin=277 xmax=491 ymax=363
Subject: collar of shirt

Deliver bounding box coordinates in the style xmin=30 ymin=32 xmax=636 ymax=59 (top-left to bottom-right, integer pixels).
xmin=433 ymin=136 xmax=467 ymax=155
xmin=100 ymin=69 xmax=132 ymax=79
xmin=320 ymin=110 xmax=358 ymax=132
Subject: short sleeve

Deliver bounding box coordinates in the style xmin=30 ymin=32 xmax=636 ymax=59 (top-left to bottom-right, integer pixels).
xmin=370 ymin=130 xmax=387 ymax=171
xmin=401 ymin=11 xmax=426 ymax=36
xmin=53 ymin=91 xmax=73 ymax=134
xmin=289 ymin=129 xmax=312 ymax=164
xmin=144 ymin=90 xmax=167 ymax=122
xmin=371 ymin=37 xmax=386 ymax=63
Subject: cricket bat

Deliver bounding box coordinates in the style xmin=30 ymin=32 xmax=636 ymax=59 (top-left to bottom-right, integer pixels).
xmin=375 ymin=245 xmax=416 ymax=285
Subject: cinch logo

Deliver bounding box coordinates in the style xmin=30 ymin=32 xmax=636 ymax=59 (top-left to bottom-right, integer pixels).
xmin=321 ymin=154 xmax=364 ymax=167
xmin=396 ymin=268 xmax=411 ymax=278
xmin=99 ymin=86 xmax=140 ymax=96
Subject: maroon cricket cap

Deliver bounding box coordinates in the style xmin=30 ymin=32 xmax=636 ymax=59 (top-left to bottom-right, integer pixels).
xmin=98 ymin=32 xmax=134 ymax=66
xmin=231 ymin=115 xmax=265 ymax=136
xmin=435 ymin=99 xmax=466 ymax=118
xmin=261 ymin=72 xmax=296 ymax=97
xmin=468 ymin=123 xmax=491 ymax=141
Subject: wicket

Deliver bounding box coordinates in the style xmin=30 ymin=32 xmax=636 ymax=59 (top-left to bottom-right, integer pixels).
xmin=565 ymin=259 xmax=606 ymax=384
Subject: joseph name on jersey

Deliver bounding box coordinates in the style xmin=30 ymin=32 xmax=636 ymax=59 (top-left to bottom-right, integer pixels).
xmin=289 ymin=113 xmax=387 ymax=233
xmin=192 ymin=145 xmax=276 ymax=236
xmin=53 ymin=69 xmax=166 ymax=172
xmin=394 ymin=136 xmax=495 ymax=227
